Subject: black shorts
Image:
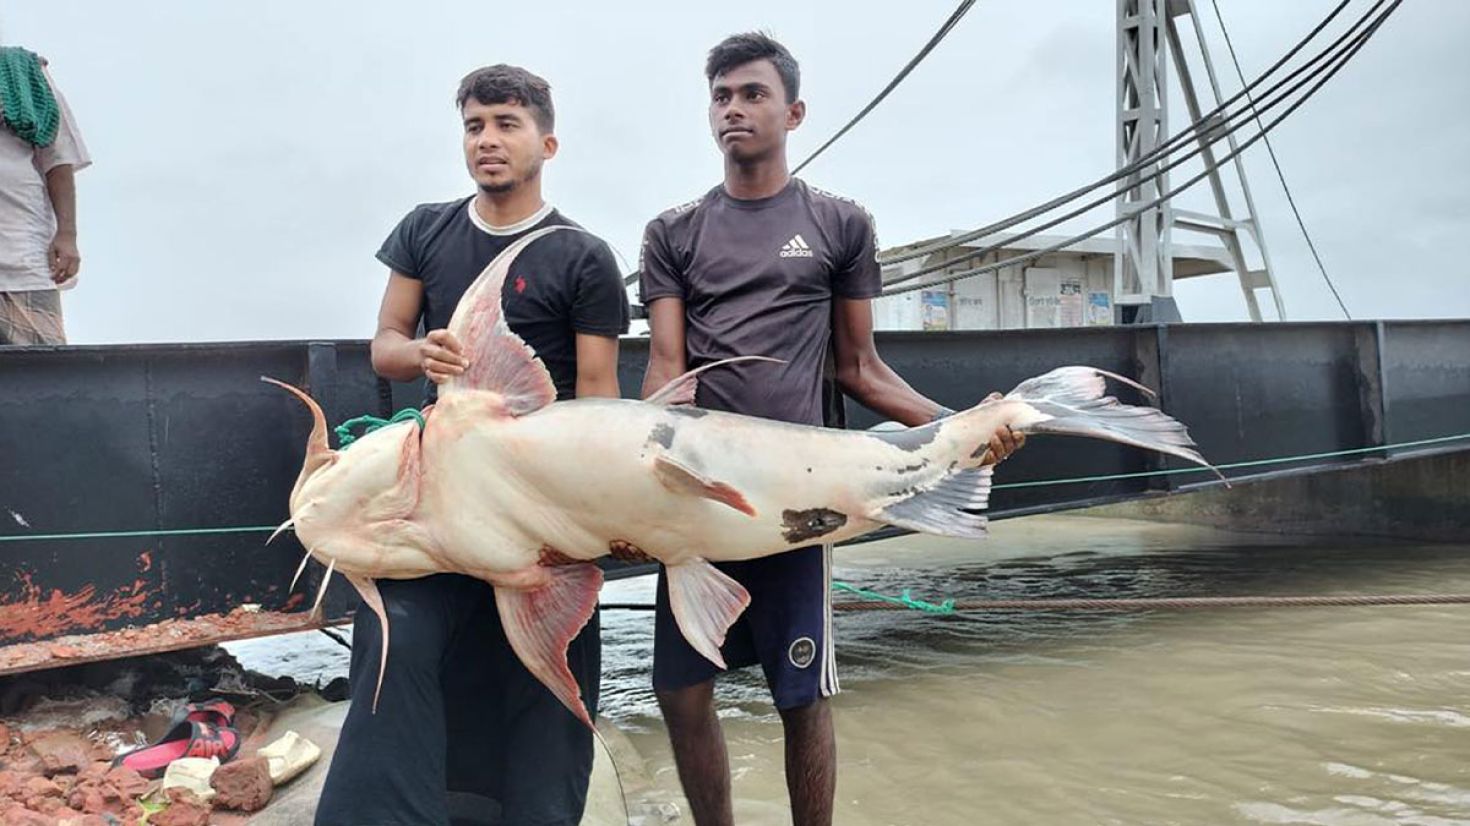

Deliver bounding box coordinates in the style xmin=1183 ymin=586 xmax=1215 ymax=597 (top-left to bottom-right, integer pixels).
xmin=653 ymin=545 xmax=838 ymax=710
xmin=314 ymin=573 xmax=599 ymax=826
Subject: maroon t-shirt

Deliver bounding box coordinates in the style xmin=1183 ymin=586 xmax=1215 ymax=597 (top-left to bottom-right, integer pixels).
xmin=638 ymin=179 xmax=883 ymax=426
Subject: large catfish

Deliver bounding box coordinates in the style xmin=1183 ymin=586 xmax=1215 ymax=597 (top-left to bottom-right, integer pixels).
xmin=266 ymin=226 xmax=1216 ymax=725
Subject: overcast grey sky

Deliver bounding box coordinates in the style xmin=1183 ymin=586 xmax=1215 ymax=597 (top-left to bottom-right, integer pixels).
xmin=4 ymin=0 xmax=1466 ymax=343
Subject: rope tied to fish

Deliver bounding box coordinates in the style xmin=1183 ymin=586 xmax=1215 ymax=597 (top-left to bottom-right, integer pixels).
xmin=333 ymin=408 xmax=427 ymax=448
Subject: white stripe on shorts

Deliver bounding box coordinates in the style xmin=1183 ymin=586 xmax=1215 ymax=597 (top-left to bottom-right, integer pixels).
xmin=820 ymin=543 xmax=840 ymax=697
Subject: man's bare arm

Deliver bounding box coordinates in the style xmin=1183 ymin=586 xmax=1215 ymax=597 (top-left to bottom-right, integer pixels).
xmin=370 ymin=272 xmax=467 ymax=383
xmin=575 ymin=333 xmax=621 ymax=399
xmin=45 ymin=165 xmax=79 ymax=284
xmin=832 ymin=298 xmax=946 ymax=425
xmin=833 ymin=297 xmax=1023 ymax=460
xmin=640 ymin=297 xmax=688 ymax=399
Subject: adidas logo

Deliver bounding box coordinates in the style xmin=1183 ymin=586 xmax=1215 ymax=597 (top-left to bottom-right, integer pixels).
xmin=778 ymin=234 xmax=814 ymax=258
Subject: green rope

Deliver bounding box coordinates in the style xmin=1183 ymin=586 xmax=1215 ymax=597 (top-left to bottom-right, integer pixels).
xmin=333 ymin=408 xmax=425 ymax=448
xmin=0 ymin=431 xmax=1465 ymax=544
xmin=831 ymin=581 xmax=955 ymax=614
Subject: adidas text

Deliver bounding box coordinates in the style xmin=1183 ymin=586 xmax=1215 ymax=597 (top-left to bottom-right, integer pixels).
xmin=779 ymin=234 xmax=814 ymax=258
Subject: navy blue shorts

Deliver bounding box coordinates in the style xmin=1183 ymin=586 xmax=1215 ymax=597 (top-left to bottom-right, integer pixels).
xmin=653 ymin=545 xmax=838 ymax=710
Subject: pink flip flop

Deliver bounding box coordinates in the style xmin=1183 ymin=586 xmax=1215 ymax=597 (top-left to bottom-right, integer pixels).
xmin=112 ymin=720 xmax=241 ymax=779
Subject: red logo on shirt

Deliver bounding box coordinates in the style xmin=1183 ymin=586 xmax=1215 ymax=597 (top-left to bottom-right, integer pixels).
xmin=514 ymin=276 xmax=527 ymax=294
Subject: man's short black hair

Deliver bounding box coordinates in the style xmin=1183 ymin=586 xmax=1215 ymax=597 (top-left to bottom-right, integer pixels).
xmin=705 ymin=32 xmax=800 ymax=103
xmin=456 ymin=64 xmax=555 ymax=133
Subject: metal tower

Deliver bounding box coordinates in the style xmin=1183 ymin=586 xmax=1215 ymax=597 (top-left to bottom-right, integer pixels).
xmin=1115 ymin=0 xmax=1286 ymax=322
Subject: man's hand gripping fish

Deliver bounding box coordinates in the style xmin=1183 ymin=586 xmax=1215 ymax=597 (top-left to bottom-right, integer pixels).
xmin=265 ymin=226 xmax=1218 ymax=727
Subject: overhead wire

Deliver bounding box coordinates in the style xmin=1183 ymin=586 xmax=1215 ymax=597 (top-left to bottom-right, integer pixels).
xmin=882 ymin=7 xmax=1391 ymax=297
xmin=793 ymin=0 xmax=979 ymax=175
xmin=882 ymin=0 xmax=1389 ymax=287
xmin=1210 ymin=0 xmax=1353 ymax=319
xmin=880 ymin=0 xmax=1398 ymax=295
xmin=881 ymin=0 xmax=1400 ymax=297
xmin=877 ymin=0 xmax=1362 ymax=268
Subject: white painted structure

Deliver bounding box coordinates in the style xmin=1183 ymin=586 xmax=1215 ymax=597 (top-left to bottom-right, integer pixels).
xmin=873 ymin=230 xmax=1232 ymax=331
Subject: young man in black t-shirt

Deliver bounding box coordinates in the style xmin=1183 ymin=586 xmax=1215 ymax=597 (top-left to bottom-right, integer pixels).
xmin=639 ymin=34 xmax=1022 ymax=826
xmin=314 ymin=64 xmax=629 ymax=826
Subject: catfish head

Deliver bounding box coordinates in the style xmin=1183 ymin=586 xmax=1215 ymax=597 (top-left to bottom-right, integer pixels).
xmin=263 ymin=377 xmax=438 ymax=578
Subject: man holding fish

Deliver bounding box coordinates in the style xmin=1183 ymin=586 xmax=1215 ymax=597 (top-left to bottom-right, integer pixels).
xmin=313 ymin=64 xmax=629 ymax=826
xmin=638 ymin=32 xmax=1025 ymax=826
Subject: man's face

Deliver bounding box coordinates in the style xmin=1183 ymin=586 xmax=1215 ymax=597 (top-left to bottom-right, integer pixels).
xmin=461 ymin=98 xmax=557 ymax=194
xmin=708 ymin=59 xmax=803 ymax=164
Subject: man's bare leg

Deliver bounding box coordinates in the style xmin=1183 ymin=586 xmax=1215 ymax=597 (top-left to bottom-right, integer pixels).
xmin=779 ymin=697 xmax=835 ymax=826
xmin=656 ymin=680 xmax=733 ymax=826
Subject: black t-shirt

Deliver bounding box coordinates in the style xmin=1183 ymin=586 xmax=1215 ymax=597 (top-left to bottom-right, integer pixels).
xmin=378 ymin=197 xmax=630 ymax=401
xmin=638 ymin=178 xmax=883 ymax=426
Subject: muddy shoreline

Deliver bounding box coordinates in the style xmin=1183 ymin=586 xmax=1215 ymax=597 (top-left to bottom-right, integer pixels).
xmin=0 ymin=644 xmax=343 ymax=825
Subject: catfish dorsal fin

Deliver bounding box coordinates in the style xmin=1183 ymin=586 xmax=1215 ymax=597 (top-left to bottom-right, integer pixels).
xmin=646 ymin=356 xmax=785 ymax=406
xmin=442 ymin=225 xmax=576 ymax=414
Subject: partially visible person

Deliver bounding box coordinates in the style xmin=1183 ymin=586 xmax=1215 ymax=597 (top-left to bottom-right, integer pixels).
xmin=0 ymin=45 xmax=89 ymax=345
